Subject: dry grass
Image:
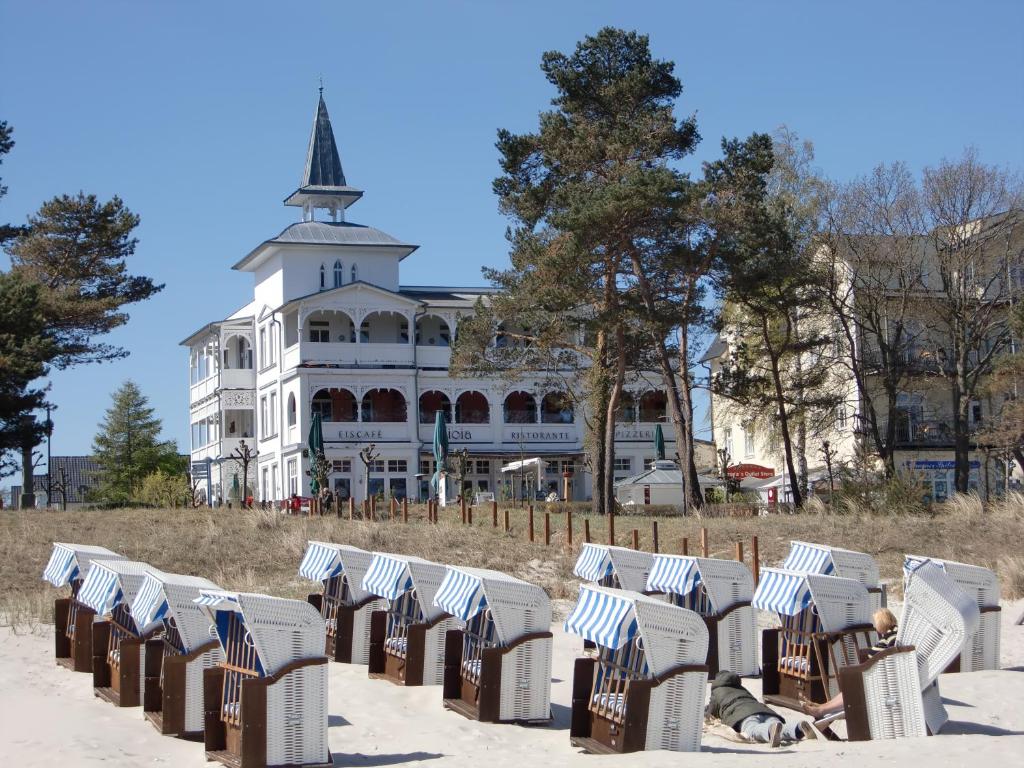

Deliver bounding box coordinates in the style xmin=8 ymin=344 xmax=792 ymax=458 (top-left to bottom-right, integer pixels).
xmin=2 ymin=495 xmax=1021 ymax=626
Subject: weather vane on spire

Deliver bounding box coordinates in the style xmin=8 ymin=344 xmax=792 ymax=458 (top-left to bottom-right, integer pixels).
xmin=319 ymin=75 xmax=324 ymax=96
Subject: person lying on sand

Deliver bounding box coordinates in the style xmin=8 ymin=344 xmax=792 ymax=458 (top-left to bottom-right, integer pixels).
xmin=707 ymin=670 xmax=818 ymax=747
xmin=801 ymin=607 xmax=900 ymax=720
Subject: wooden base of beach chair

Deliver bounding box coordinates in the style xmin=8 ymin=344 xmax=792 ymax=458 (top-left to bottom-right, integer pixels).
xmin=442 ymin=628 xmax=553 ymax=725
xmin=54 ymin=598 xmax=96 ymax=673
xmin=761 ymin=627 xmax=831 ymax=708
xmin=307 ymin=593 xmax=378 ymax=665
xmin=368 ymin=610 xmax=433 ymax=687
xmin=144 ymin=638 xmax=220 ymax=738
xmin=91 ymin=622 xmax=143 ymax=708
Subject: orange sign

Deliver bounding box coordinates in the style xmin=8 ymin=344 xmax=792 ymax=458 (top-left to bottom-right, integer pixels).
xmin=727 ymin=463 xmax=775 ymax=480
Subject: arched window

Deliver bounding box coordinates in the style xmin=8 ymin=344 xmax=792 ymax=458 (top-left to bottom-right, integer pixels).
xmin=541 ymin=392 xmax=574 ymax=424
xmin=455 ymin=391 xmax=489 ymax=424
xmin=287 ymin=393 xmax=296 ymax=426
xmin=361 ymin=388 xmax=407 ymax=422
xmin=333 ymin=259 xmax=343 ymax=288
xmin=419 ymin=391 xmax=452 ymax=424
xmin=350 ymin=263 xmax=358 ymax=283
xmin=503 ymin=391 xmax=537 ymax=423
xmin=319 ymin=263 xmax=326 ymax=290
xmin=638 ymin=390 xmax=668 ymax=422
xmin=311 ymin=390 xmax=332 ymax=421
xmin=311 ymin=388 xmax=358 ymax=422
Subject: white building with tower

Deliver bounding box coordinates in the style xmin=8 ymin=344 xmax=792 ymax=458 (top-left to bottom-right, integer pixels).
xmin=181 ymin=93 xmax=675 ymax=505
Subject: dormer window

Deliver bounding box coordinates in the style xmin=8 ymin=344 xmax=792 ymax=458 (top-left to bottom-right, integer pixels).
xmin=333 ymin=260 xmax=343 ymax=288
xmin=350 ymin=263 xmax=358 ymax=283
xmin=319 ymin=264 xmax=326 ymax=290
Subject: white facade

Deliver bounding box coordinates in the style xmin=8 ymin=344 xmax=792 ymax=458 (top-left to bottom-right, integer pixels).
xmin=181 ymin=94 xmax=675 ymax=505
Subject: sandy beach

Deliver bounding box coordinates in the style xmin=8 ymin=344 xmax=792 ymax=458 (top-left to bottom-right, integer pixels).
xmin=1 ymin=599 xmax=1022 ymax=767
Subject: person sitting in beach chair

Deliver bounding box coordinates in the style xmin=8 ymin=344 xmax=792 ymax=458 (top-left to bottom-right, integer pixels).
xmin=707 ymin=670 xmax=818 ymax=747
xmin=800 ymin=608 xmax=899 ymax=720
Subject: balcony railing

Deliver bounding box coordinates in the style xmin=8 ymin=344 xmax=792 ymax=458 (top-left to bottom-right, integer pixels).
xmin=894 ymin=419 xmax=953 ymax=446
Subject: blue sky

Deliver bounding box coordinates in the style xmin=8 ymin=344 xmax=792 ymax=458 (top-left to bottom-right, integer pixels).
xmin=2 ymin=1 xmax=1023 ymax=459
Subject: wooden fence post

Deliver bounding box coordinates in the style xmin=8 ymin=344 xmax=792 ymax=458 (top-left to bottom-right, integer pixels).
xmin=370 ymin=496 xmax=376 ymax=521
xmin=608 ymin=510 xmax=615 ymax=545
xmin=402 ymin=498 xmax=408 ymax=523
xmin=584 ymin=518 xmax=591 ymax=544
xmin=566 ymin=507 xmax=573 ymax=547
xmin=492 ymin=500 xmax=498 ymax=528
xmin=528 ymin=505 xmax=535 ymax=543
xmin=544 ymin=513 xmax=551 ymax=546
xmin=348 ymin=497 xmax=354 ymax=521
xmin=700 ymin=526 xmax=708 ymax=558
xmin=751 ymin=535 xmax=760 ymax=585
xmin=735 ymin=541 xmax=743 ymax=563
xmin=461 ymin=497 xmax=467 ymax=525
xmin=390 ymin=497 xmax=397 ymax=520
xmin=503 ymin=509 xmax=510 ymax=533
xmin=652 ymin=520 xmax=659 ymax=554
xmin=467 ymin=505 xmax=473 ymax=525
xmin=681 ymin=536 xmax=688 ymax=556
xmin=631 ymin=529 xmax=639 ymax=550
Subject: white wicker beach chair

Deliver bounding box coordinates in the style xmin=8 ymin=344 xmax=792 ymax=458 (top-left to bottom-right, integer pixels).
xmin=361 ymin=553 xmax=460 ymax=686
xmin=573 ymin=543 xmax=655 ymax=591
xmin=196 ymin=590 xmax=330 ymax=768
xmin=43 ymin=542 xmax=124 ymax=672
xmin=564 ymin=585 xmax=709 ymax=753
xmin=817 ymin=558 xmax=980 ymax=740
xmin=783 ymin=540 xmax=886 ymax=611
xmin=754 ymin=568 xmax=874 ymax=708
xmin=129 ymin=571 xmax=223 ymax=739
xmin=76 ymin=559 xmax=164 ymax=707
xmin=298 ymin=541 xmax=388 ymax=664
xmin=904 ymin=554 xmax=1000 ymax=672
xmin=435 ymin=566 xmax=553 ymax=724
xmin=646 ymin=555 xmax=758 ymax=677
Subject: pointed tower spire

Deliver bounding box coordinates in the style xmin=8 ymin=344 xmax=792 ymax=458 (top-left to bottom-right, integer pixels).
xmin=284 ymin=89 xmax=363 ymax=221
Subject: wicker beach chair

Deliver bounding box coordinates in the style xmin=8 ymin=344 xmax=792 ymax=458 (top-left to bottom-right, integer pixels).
xmin=435 ymin=566 xmax=553 ymax=724
xmin=755 ymin=568 xmax=875 ymax=709
xmin=564 ymin=585 xmax=709 ymax=754
xmin=196 ymin=590 xmax=330 ymax=768
xmin=361 ymin=553 xmax=459 ymax=686
xmin=783 ymin=540 xmax=886 ymax=611
xmin=76 ymin=559 xmax=164 ymax=707
xmin=646 ymin=555 xmax=758 ymax=677
xmin=573 ymin=543 xmax=655 ymax=591
xmin=904 ymin=554 xmax=1000 ymax=672
xmin=299 ymin=541 xmax=388 ymax=664
xmin=43 ymin=542 xmax=124 ymax=672
xmin=129 ymin=571 xmax=223 ymax=739
xmin=816 ymin=559 xmax=980 ymax=740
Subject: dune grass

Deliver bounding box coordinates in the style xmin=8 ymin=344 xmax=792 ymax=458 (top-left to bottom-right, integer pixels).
xmin=2 ymin=495 xmax=1022 ymax=628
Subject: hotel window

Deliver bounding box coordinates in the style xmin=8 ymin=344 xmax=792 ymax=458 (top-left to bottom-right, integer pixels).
xmin=369 ymin=459 xmax=385 ymax=473
xmin=268 ymin=327 xmax=276 ymax=364
xmin=723 ymin=428 xmax=732 ymax=458
xmin=333 ymin=259 xmax=343 ymax=288
xmin=350 ymin=263 xmax=358 ymax=283
xmin=309 ymin=321 xmax=330 ymax=343
xmin=332 ymin=459 xmax=352 ymax=473
xmin=613 ymin=457 xmax=632 ymax=473
xmin=388 ymin=459 xmax=408 ymax=473
xmin=561 ymin=460 xmax=575 ymax=473
xmin=260 ymin=396 xmax=268 ymax=439
xmin=271 ymin=463 xmax=279 ymax=500
xmin=474 ymin=460 xmax=490 ymax=475
xmin=261 ymin=467 xmax=269 ymax=500
xmin=287 ymin=458 xmax=298 ymax=496
xmin=836 ymin=404 xmax=847 ymax=429
xmin=545 ymin=460 xmax=559 ymax=473
xmin=744 ymin=427 xmax=755 ymax=457
xmin=269 ymin=391 xmax=277 ymax=435
xmin=258 ymin=329 xmax=266 ymax=366
xmin=287 ymin=393 xmax=296 ymax=426
xmin=419 ymin=459 xmax=434 ymax=475
xmin=319 ymin=264 xmax=326 ymax=290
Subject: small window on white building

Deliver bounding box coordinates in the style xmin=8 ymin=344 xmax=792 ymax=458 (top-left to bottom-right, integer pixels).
xmin=261 ymin=467 xmax=269 ymax=501
xmin=333 ymin=260 xmax=343 ymax=288
xmin=387 ymin=459 xmax=408 ymax=473
xmin=287 ymin=393 xmax=296 ymax=427
xmin=350 ymin=263 xmax=358 ymax=283
xmin=259 ymin=328 xmax=266 ymax=365
xmin=269 ymin=391 xmax=277 ymax=436
xmin=309 ymin=321 xmax=330 ymax=343
xmin=836 ymin=403 xmax=847 ymax=429
xmin=744 ymin=427 xmax=755 ymax=457
xmin=613 ymin=457 xmax=632 ymax=472
xmin=271 ymin=463 xmax=279 ymax=500
xmin=969 ymin=400 xmax=983 ymax=428
xmin=287 ymin=458 xmax=298 ymax=496
xmin=723 ymin=428 xmax=733 ymax=459
xmin=260 ymin=396 xmax=268 ymax=439
xmin=319 ymin=264 xmax=326 ymax=290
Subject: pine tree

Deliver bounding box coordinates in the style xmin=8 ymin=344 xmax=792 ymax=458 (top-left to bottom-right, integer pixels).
xmin=92 ymin=381 xmax=181 ymax=504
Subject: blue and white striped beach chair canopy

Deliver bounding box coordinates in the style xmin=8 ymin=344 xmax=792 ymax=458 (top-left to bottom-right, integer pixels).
xmin=42 ymin=543 xmax=124 ymax=588
xmin=572 ymin=543 xmax=655 ymax=592
xmin=361 ymin=553 xmax=450 ymax=621
xmin=433 ymin=565 xmax=550 ymax=643
xmin=564 ymin=585 xmax=708 ymax=676
xmin=754 ymin=568 xmax=871 ymax=633
xmin=646 ymin=555 xmax=753 ymax=613
xmin=130 ymin=571 xmax=220 ymax=639
xmin=784 ymin=541 xmax=880 ymax=588
xmin=77 ymin=560 xmax=162 ymax=620
xmin=298 ymin=541 xmax=376 ymax=603
xmin=194 ymin=589 xmax=325 ymax=676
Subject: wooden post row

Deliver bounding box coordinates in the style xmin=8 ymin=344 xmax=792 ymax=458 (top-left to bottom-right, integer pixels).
xmin=751 ymin=535 xmax=760 ymax=585
xmin=651 ymin=520 xmax=659 ymax=554
xmin=584 ymin=518 xmax=591 ymax=544
xmin=544 ymin=512 xmax=551 ymax=546
xmin=528 ymin=505 xmax=535 ymax=543
xmin=700 ymin=527 xmax=708 ymax=558
xmin=631 ymin=529 xmax=639 ymax=550
xmin=492 ymin=500 xmax=498 ymax=528
xmin=566 ymin=507 xmax=573 ymax=547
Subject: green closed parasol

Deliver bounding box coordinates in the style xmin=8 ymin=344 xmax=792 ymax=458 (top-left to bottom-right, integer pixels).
xmin=654 ymin=423 xmax=666 ymax=461
xmin=308 ymin=412 xmax=324 ymax=495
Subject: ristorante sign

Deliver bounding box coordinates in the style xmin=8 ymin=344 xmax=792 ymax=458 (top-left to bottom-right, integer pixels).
xmin=504 ymin=429 xmax=574 ymax=442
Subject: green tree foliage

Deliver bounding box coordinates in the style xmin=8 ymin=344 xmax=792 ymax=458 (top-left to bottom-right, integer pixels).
xmin=452 ymin=27 xmax=698 ymax=514
xmin=92 ymin=381 xmax=181 ymax=504
xmin=6 ymin=193 xmax=163 ymax=368
xmin=0 ymin=120 xmax=21 ymax=244
xmin=139 ymin=469 xmax=191 ymax=508
xmin=0 ymin=272 xmax=58 ymax=477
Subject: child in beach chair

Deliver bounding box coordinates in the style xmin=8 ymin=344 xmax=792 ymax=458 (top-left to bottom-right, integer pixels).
xmin=707 ymin=670 xmax=818 ymax=747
